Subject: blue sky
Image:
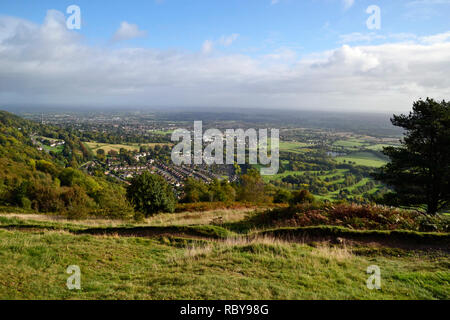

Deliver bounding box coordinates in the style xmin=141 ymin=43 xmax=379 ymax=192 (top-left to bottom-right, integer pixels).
xmin=2 ymin=0 xmax=449 ymax=54
xmin=0 ymin=0 xmax=449 ymax=111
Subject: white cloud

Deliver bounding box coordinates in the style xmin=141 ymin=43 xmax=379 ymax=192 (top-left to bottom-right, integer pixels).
xmin=202 ymin=40 xmax=213 ymax=54
xmin=218 ymin=34 xmax=239 ymax=47
xmin=112 ymin=21 xmax=147 ymax=42
xmin=339 ymin=32 xmax=418 ymax=43
xmin=420 ymin=31 xmax=450 ymax=44
xmin=0 ymin=11 xmax=449 ymax=112
xmin=339 ymin=32 xmax=386 ymax=43
xmin=201 ymin=34 xmax=239 ymax=54
xmin=407 ymin=0 xmax=450 ymax=5
xmin=343 ymin=0 xmax=355 ymax=10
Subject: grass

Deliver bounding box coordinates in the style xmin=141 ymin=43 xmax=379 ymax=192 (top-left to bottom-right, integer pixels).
xmin=366 ymin=144 xmax=398 ymax=151
xmin=150 ymin=129 xmax=174 ymax=135
xmin=258 ymin=226 xmax=450 ymax=244
xmin=336 ymin=152 xmax=387 ymax=167
xmin=147 ymin=209 xmax=256 ymax=226
xmin=333 ymin=139 xmax=367 ymax=148
xmin=41 ymin=144 xmax=64 ymax=154
xmin=262 ymin=170 xmax=304 ymax=182
xmin=279 ymin=141 xmax=310 ymax=154
xmin=346 ymin=178 xmax=371 ymax=192
xmin=0 ymin=209 xmax=256 ymax=229
xmin=84 ymin=142 xmax=172 ymax=154
xmin=0 ymin=228 xmax=448 ymax=300
xmin=0 ymin=209 xmax=448 ymax=300
xmin=0 ymin=216 xmax=234 ymax=239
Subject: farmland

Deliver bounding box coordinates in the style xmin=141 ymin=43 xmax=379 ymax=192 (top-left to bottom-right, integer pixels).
xmin=335 ymin=152 xmax=388 ymax=167
xmin=84 ymin=142 xmax=172 ymax=154
xmin=264 ymin=130 xmax=396 ymax=201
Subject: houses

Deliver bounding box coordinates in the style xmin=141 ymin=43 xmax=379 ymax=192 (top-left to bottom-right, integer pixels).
xmin=49 ymin=141 xmax=65 ymax=147
xmin=100 ymin=156 xmax=219 ymax=188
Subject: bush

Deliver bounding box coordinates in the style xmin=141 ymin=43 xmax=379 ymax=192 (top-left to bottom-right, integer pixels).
xmin=59 ymin=168 xmax=100 ymax=196
xmin=175 ymin=201 xmax=259 ymax=213
xmin=248 ymin=203 xmax=449 ymax=232
xmin=30 ymin=185 xmax=64 ymax=212
xmin=60 ymin=186 xmax=94 ymax=219
xmin=126 ymin=171 xmax=176 ymax=216
xmin=36 ymin=160 xmax=59 ymax=176
xmin=20 ymin=197 xmax=32 ymax=210
xmin=289 ymin=190 xmax=315 ymax=205
xmin=274 ymin=189 xmax=292 ymax=204
xmin=237 ymin=169 xmax=269 ymax=203
xmin=182 ymin=178 xmax=236 ymax=203
xmin=94 ymin=186 xmax=134 ymax=219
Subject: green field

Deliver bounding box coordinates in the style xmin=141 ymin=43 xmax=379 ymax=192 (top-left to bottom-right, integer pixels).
xmin=41 ymin=144 xmax=64 ymax=154
xmin=366 ymin=144 xmax=399 ymax=151
xmin=262 ymin=170 xmax=308 ymax=182
xmin=84 ymin=142 xmax=172 ymax=154
xmin=333 ymin=139 xmax=368 ymax=148
xmin=336 ymin=152 xmax=387 ymax=167
xmin=150 ymin=129 xmax=174 ymax=135
xmin=0 ymin=221 xmax=448 ymax=300
xmin=279 ymin=141 xmax=311 ymax=154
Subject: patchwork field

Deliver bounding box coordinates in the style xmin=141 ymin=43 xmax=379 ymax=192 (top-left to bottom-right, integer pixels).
xmin=279 ymin=141 xmax=311 ymax=154
xmin=335 ymin=152 xmax=388 ymax=167
xmin=333 ymin=139 xmax=368 ymax=148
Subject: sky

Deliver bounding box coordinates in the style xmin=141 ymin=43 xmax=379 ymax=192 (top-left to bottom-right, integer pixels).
xmin=0 ymin=0 xmax=449 ymax=113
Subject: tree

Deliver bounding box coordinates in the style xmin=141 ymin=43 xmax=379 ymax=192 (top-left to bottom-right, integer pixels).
xmin=96 ymin=148 xmax=105 ymax=160
xmin=208 ymin=179 xmax=236 ymax=202
xmin=182 ymin=178 xmax=209 ymax=203
xmin=273 ymin=188 xmax=292 ymax=204
xmin=182 ymin=178 xmax=236 ymax=203
xmin=237 ymin=168 xmax=267 ymax=203
xmin=372 ymin=98 xmax=449 ymax=214
xmin=108 ymin=150 xmax=118 ymax=157
xmin=126 ymin=171 xmax=176 ymax=215
xmin=289 ymin=189 xmax=315 ymax=205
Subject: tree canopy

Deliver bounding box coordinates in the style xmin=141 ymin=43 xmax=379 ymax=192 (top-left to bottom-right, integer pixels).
xmin=373 ymin=98 xmax=449 ymax=214
xmin=126 ymin=171 xmax=176 ymax=215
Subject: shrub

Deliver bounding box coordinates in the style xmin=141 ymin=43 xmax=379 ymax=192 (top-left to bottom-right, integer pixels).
xmin=35 ymin=160 xmax=58 ymax=176
xmin=126 ymin=171 xmax=176 ymax=216
xmin=274 ymin=189 xmax=292 ymax=204
xmin=20 ymin=197 xmax=32 ymax=210
xmin=30 ymin=185 xmax=64 ymax=212
xmin=60 ymin=186 xmax=94 ymax=219
xmin=175 ymin=201 xmax=259 ymax=213
xmin=182 ymin=178 xmax=236 ymax=203
xmin=237 ymin=169 xmax=269 ymax=203
xmin=94 ymin=186 xmax=134 ymax=219
xmin=248 ymin=203 xmax=449 ymax=232
xmin=289 ymin=190 xmax=315 ymax=205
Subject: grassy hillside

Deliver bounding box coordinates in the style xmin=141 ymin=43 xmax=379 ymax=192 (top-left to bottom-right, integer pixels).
xmin=0 ymin=111 xmax=133 ymax=219
xmin=0 ymin=226 xmax=448 ymax=300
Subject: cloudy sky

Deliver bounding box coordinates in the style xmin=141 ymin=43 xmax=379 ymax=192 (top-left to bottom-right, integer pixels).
xmin=0 ymin=0 xmax=449 ymax=112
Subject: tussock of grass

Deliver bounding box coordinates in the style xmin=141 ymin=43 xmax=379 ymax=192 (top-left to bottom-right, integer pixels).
xmin=76 ymin=224 xmax=234 ymax=239
xmin=0 ymin=196 xmax=448 ymax=300
xmin=1 ymin=228 xmax=448 ymax=299
xmin=258 ymin=225 xmax=450 ymax=245
xmin=312 ymin=244 xmax=353 ymax=262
